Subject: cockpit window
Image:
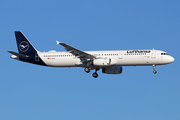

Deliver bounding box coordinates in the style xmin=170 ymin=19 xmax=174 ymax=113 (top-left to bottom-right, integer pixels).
xmin=161 ymin=53 xmax=169 ymax=55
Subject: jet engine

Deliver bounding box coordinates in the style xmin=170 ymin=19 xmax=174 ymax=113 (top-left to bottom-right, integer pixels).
xmin=102 ymin=66 xmax=122 ymax=74
xmin=93 ymin=58 xmax=117 ymax=66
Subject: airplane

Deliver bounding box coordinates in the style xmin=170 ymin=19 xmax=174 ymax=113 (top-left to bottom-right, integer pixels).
xmin=8 ymin=31 xmax=174 ymax=78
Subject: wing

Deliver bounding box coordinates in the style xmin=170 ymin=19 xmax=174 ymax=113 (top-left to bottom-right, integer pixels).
xmin=56 ymin=41 xmax=96 ymax=61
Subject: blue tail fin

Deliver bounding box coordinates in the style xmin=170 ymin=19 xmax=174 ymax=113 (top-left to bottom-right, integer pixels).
xmin=14 ymin=31 xmax=46 ymax=66
xmin=15 ymin=31 xmax=37 ymax=56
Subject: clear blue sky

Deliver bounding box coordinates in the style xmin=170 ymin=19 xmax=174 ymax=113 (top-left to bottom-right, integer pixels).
xmin=1 ymin=0 xmax=180 ymax=120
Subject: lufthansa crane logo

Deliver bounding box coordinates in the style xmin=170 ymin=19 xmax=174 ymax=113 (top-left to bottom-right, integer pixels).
xmin=19 ymin=41 xmax=29 ymax=52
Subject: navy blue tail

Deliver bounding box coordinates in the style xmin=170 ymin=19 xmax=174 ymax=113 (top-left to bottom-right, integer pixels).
xmin=14 ymin=31 xmax=46 ymax=66
xmin=15 ymin=31 xmax=37 ymax=56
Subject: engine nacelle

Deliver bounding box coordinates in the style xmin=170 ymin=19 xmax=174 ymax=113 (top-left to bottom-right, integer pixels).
xmin=93 ymin=58 xmax=117 ymax=66
xmin=102 ymin=66 xmax=122 ymax=74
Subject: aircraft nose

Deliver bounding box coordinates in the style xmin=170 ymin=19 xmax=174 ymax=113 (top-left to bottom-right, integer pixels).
xmin=169 ymin=56 xmax=175 ymax=63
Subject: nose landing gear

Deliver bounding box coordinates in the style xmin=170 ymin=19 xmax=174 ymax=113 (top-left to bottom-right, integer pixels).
xmin=153 ymin=64 xmax=157 ymax=74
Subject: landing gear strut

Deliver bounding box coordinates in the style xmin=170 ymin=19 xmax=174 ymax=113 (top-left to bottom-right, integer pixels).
xmin=153 ymin=64 xmax=157 ymax=74
xmin=92 ymin=68 xmax=99 ymax=78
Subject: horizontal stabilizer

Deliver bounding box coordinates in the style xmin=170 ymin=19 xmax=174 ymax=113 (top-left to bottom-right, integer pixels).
xmin=7 ymin=51 xmax=28 ymax=58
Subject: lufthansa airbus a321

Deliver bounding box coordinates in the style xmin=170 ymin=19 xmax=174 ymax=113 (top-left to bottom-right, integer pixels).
xmin=8 ymin=31 xmax=174 ymax=78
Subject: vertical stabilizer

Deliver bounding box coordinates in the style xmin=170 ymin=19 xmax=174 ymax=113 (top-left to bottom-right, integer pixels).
xmin=13 ymin=31 xmax=46 ymax=66
xmin=15 ymin=31 xmax=37 ymax=55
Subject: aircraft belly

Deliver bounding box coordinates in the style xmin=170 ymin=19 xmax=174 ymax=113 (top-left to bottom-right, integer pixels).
xmin=42 ymin=57 xmax=79 ymax=67
xmin=116 ymin=56 xmax=159 ymax=66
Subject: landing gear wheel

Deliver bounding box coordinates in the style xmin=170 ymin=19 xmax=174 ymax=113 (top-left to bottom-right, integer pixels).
xmin=84 ymin=67 xmax=90 ymax=73
xmin=92 ymin=73 xmax=98 ymax=78
xmin=153 ymin=70 xmax=157 ymax=74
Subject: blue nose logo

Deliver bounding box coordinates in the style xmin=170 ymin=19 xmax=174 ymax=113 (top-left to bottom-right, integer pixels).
xmin=19 ymin=41 xmax=29 ymax=52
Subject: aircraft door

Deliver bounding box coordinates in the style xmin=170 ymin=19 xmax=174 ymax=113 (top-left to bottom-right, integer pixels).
xmin=35 ymin=53 xmax=39 ymax=61
xmin=118 ymin=53 xmax=123 ymax=59
xmin=151 ymin=50 xmax=156 ymax=58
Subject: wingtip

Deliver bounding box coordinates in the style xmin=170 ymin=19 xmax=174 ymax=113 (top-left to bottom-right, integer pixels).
xmin=56 ymin=40 xmax=60 ymax=45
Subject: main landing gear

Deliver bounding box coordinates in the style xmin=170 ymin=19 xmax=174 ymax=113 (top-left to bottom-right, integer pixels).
xmin=153 ymin=64 xmax=157 ymax=74
xmin=84 ymin=67 xmax=99 ymax=78
xmin=92 ymin=68 xmax=99 ymax=78
xmin=84 ymin=67 xmax=90 ymax=73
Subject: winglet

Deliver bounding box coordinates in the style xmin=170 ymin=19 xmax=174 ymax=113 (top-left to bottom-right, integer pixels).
xmin=56 ymin=40 xmax=60 ymax=45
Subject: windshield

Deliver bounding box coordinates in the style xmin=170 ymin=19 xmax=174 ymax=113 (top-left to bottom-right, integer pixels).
xmin=161 ymin=53 xmax=169 ymax=55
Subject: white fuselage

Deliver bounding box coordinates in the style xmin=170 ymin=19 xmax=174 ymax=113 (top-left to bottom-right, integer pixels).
xmin=38 ymin=49 xmax=174 ymax=67
xmin=9 ymin=31 xmax=175 ymax=77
